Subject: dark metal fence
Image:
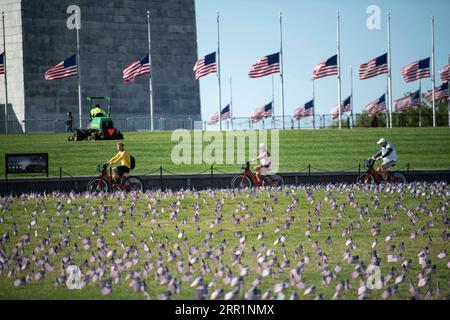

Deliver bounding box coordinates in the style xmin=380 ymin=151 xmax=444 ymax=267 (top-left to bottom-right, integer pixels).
xmin=0 ymin=113 xmax=448 ymax=134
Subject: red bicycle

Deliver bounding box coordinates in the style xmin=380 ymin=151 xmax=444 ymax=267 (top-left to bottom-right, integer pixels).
xmin=87 ymin=164 xmax=143 ymax=192
xmin=231 ymin=161 xmax=284 ymax=188
xmin=357 ymin=158 xmax=406 ymax=184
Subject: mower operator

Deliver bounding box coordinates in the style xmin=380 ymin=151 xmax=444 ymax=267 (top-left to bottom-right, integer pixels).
xmin=91 ymin=104 xmax=107 ymax=119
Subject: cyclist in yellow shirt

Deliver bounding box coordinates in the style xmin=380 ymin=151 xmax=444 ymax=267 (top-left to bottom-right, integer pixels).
xmin=104 ymin=142 xmax=131 ymax=183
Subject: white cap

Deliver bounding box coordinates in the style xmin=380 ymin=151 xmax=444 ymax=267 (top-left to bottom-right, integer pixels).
xmin=377 ymin=138 xmax=386 ymax=145
xmin=259 ymin=143 xmax=267 ymax=151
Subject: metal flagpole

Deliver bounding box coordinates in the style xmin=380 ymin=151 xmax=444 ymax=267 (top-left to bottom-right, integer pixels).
xmin=431 ymin=16 xmax=436 ymax=127
xmin=337 ymin=11 xmax=342 ymax=129
xmin=75 ymin=9 xmax=82 ymax=129
xmin=279 ymin=12 xmax=285 ymax=130
xmin=419 ymin=79 xmax=422 ymax=127
xmin=216 ymin=12 xmax=222 ymax=131
xmin=2 ymin=12 xmax=8 ymax=134
xmin=387 ymin=13 xmax=393 ymax=128
xmin=312 ymin=79 xmax=315 ymax=129
xmin=350 ymin=66 xmax=353 ymax=129
xmin=147 ymin=11 xmax=154 ymax=131
xmin=448 ymin=54 xmax=450 ymax=127
xmin=229 ymin=76 xmax=233 ymax=130
xmin=271 ymin=74 xmax=275 ymax=129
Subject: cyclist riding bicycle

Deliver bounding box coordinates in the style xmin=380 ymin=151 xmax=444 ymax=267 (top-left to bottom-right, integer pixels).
xmin=251 ymin=143 xmax=272 ymax=185
xmin=104 ymin=142 xmax=131 ymax=183
xmin=371 ymin=138 xmax=397 ymax=181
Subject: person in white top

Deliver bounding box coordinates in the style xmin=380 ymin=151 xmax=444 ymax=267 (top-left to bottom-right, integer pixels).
xmin=252 ymin=143 xmax=272 ymax=184
xmin=371 ymin=138 xmax=397 ymax=180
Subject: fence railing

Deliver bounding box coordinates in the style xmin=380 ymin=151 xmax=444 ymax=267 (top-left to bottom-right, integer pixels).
xmin=0 ymin=113 xmax=448 ymax=134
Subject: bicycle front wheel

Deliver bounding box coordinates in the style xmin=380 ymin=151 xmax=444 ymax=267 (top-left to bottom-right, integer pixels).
xmin=123 ymin=176 xmax=144 ymax=192
xmin=88 ymin=178 xmax=109 ymax=192
xmin=231 ymin=175 xmax=252 ymax=189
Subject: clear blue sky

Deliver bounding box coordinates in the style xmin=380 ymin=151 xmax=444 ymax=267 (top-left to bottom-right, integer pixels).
xmin=194 ymin=0 xmax=450 ymax=120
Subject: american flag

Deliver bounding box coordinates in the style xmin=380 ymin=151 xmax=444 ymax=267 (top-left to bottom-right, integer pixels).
xmin=425 ymin=82 xmax=449 ymax=101
xmin=248 ymin=53 xmax=280 ymax=78
xmin=251 ymin=102 xmax=273 ymax=123
xmin=312 ymin=55 xmax=338 ymax=80
xmin=194 ymin=52 xmax=217 ymax=80
xmin=394 ymin=90 xmax=421 ymax=112
xmin=440 ymin=64 xmax=450 ymax=83
xmin=123 ymin=54 xmax=151 ymax=83
xmin=207 ymin=105 xmax=231 ymax=125
xmin=366 ymin=94 xmax=386 ymax=116
xmin=359 ymin=53 xmax=387 ymax=80
xmin=400 ymin=58 xmax=430 ymax=83
xmin=294 ymin=100 xmax=314 ymax=120
xmin=44 ymin=55 xmax=77 ymax=80
xmin=331 ymin=96 xmax=352 ymax=119
xmin=0 ymin=52 xmax=4 ymax=75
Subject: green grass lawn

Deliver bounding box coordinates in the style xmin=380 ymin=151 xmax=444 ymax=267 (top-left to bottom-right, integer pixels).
xmin=0 ymin=184 xmax=448 ymax=299
xmin=0 ymin=127 xmax=449 ymax=177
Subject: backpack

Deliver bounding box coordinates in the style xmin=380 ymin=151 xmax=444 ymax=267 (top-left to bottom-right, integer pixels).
xmin=130 ymin=155 xmax=136 ymax=170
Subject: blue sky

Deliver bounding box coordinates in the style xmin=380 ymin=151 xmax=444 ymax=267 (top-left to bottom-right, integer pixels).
xmin=194 ymin=0 xmax=450 ymax=120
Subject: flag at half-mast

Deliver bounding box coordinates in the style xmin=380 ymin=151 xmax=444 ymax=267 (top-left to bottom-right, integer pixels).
xmin=251 ymin=102 xmax=273 ymax=123
xmin=248 ymin=53 xmax=280 ymax=78
xmin=0 ymin=52 xmax=5 ymax=75
xmin=331 ymin=96 xmax=352 ymax=119
xmin=366 ymin=94 xmax=386 ymax=116
xmin=359 ymin=53 xmax=387 ymax=80
xmin=45 ymin=55 xmax=77 ymax=80
xmin=194 ymin=52 xmax=217 ymax=80
xmin=394 ymin=90 xmax=421 ymax=112
xmin=123 ymin=54 xmax=151 ymax=83
xmin=208 ymin=105 xmax=231 ymax=125
xmin=294 ymin=99 xmax=314 ymax=120
xmin=425 ymin=82 xmax=449 ymax=101
xmin=400 ymin=58 xmax=430 ymax=83
xmin=312 ymin=55 xmax=338 ymax=80
xmin=440 ymin=64 xmax=450 ymax=83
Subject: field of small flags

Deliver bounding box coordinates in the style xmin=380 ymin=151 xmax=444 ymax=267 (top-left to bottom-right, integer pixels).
xmin=0 ymin=182 xmax=448 ymax=299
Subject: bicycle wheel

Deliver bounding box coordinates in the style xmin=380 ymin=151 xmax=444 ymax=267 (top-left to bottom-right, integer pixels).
xmin=388 ymin=172 xmax=406 ymax=184
xmin=88 ymin=178 xmax=109 ymax=192
xmin=267 ymin=175 xmax=284 ymax=188
xmin=231 ymin=175 xmax=252 ymax=189
xmin=123 ymin=176 xmax=143 ymax=192
xmin=357 ymin=173 xmax=374 ymax=184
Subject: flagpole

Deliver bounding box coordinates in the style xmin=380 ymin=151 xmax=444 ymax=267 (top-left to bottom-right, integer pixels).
xmin=336 ymin=11 xmax=342 ymax=130
xmin=271 ymin=74 xmax=275 ymax=129
xmin=350 ymin=65 xmax=353 ymax=129
xmin=229 ymin=76 xmax=233 ymax=130
xmin=312 ymin=79 xmax=315 ymax=129
xmin=75 ymin=10 xmax=82 ymax=129
xmin=431 ymin=16 xmax=436 ymax=127
xmin=419 ymin=78 xmax=422 ymax=127
xmin=387 ymin=13 xmax=393 ymax=128
xmin=216 ymin=11 xmax=222 ymax=131
xmin=147 ymin=11 xmax=154 ymax=132
xmin=2 ymin=12 xmax=8 ymax=134
xmin=279 ymin=12 xmax=285 ymax=130
xmin=448 ymin=53 xmax=450 ymax=127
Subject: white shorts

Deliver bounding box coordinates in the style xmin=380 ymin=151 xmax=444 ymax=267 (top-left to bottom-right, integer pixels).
xmin=260 ymin=167 xmax=272 ymax=176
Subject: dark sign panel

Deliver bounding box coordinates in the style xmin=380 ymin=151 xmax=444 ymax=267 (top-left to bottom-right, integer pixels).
xmin=5 ymin=153 xmax=49 ymax=176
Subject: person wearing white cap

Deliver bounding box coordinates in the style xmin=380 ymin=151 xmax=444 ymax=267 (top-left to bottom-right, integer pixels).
xmin=371 ymin=138 xmax=397 ymax=180
xmin=251 ymin=143 xmax=272 ymax=185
